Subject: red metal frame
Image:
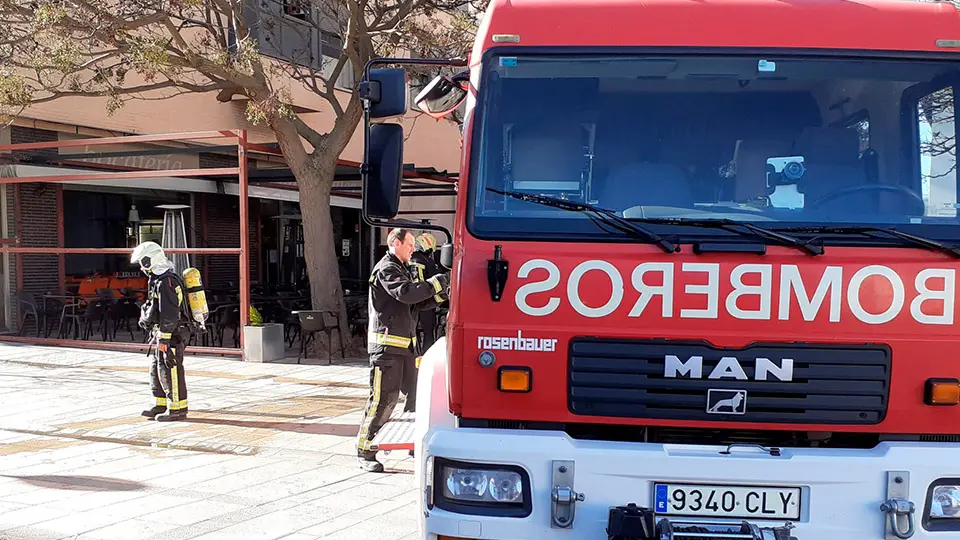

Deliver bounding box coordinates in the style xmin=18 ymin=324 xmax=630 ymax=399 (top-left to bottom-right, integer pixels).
xmin=0 ymin=130 xmax=251 ymax=358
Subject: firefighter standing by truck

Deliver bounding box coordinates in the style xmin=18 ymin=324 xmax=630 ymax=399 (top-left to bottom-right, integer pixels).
xmin=404 ymin=232 xmax=444 ymax=411
xmin=132 ymin=241 xmax=202 ymax=422
xmin=357 ymin=228 xmax=449 ymax=472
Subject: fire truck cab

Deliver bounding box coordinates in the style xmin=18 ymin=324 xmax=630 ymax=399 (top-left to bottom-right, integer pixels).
xmin=360 ymin=1 xmax=960 ymax=538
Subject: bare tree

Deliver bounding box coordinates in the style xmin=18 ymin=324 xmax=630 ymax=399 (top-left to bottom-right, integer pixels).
xmin=919 ymin=87 xmax=957 ymax=180
xmin=0 ymin=0 xmax=480 ymax=343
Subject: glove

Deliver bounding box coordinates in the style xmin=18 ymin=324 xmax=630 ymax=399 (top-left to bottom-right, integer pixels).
xmin=428 ymin=273 xmax=450 ymax=293
xmin=158 ymin=341 xmax=174 ymax=368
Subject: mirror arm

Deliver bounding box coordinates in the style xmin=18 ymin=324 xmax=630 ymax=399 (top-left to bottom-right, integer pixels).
xmin=362 ymin=57 xmax=469 ymax=85
xmin=361 ymin=213 xmax=454 ymax=245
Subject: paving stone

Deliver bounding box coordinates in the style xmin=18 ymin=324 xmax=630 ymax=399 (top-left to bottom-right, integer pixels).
xmin=0 ymin=344 xmax=420 ymax=540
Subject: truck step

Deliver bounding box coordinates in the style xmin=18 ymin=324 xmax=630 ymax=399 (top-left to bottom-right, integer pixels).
xmin=371 ymin=409 xmax=416 ymax=451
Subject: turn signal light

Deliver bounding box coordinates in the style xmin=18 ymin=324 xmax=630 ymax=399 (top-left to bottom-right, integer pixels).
xmin=498 ymin=366 xmax=532 ymax=393
xmin=925 ymin=378 xmax=960 ymax=405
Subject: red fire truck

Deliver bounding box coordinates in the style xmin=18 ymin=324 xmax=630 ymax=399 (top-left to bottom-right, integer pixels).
xmin=360 ymin=0 xmax=960 ymax=538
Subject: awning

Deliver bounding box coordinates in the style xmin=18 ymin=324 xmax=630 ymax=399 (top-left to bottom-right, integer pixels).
xmin=0 ymin=164 xmax=361 ymax=209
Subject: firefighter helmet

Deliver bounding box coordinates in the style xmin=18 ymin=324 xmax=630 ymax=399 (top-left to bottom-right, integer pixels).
xmin=131 ymin=241 xmax=170 ymax=274
xmin=417 ymin=232 xmax=437 ymax=252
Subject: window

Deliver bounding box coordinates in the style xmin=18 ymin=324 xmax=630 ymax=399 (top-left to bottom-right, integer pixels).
xmin=283 ymin=0 xmax=308 ymax=21
xmin=917 ymin=86 xmax=957 ymax=217
xmin=467 ymin=53 xmax=960 ymax=244
xmin=320 ymin=31 xmax=342 ymax=58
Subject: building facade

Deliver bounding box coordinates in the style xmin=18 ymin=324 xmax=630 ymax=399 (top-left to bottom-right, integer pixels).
xmin=0 ymin=6 xmax=462 ymax=334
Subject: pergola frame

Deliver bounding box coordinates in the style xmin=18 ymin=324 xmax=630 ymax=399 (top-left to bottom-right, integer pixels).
xmin=0 ymin=130 xmax=251 ymax=358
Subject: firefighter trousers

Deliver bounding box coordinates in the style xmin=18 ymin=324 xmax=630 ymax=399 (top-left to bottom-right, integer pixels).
xmin=401 ymin=354 xmax=418 ymax=412
xmin=149 ymin=338 xmax=188 ymax=413
xmin=356 ymin=350 xmax=409 ymax=456
xmin=417 ymin=309 xmax=438 ymax=356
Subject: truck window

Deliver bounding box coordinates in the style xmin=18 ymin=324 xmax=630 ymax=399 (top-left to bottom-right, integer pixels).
xmin=468 ymin=55 xmax=960 ymax=244
xmin=917 ymin=86 xmax=957 ymax=217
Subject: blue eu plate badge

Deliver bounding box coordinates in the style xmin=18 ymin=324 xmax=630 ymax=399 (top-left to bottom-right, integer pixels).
xmin=655 ymin=484 xmax=668 ymax=513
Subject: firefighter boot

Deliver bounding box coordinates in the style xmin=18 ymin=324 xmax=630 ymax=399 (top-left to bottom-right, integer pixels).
xmin=141 ymin=406 xmax=166 ymax=419
xmin=358 ymin=450 xmax=384 ymax=473
xmin=155 ymin=409 xmax=188 ymax=422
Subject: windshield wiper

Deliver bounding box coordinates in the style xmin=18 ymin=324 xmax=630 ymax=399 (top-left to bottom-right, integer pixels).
xmin=777 ymin=225 xmax=960 ymax=259
xmin=625 ymin=217 xmax=825 ymax=256
xmin=485 ymin=188 xmax=679 ymax=253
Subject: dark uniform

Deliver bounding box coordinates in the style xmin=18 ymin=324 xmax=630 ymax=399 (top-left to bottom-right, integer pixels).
xmin=139 ymin=270 xmax=190 ymax=421
xmin=357 ymin=252 xmax=448 ymax=466
xmin=405 ymin=249 xmax=444 ymax=410
xmin=411 ymin=249 xmax=443 ymax=355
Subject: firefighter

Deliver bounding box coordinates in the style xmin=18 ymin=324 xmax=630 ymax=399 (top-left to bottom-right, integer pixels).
xmin=357 ymin=228 xmax=449 ymax=472
xmin=404 ymin=232 xmax=442 ymax=412
xmin=132 ymin=241 xmax=190 ymax=422
xmin=412 ymin=232 xmax=442 ymax=353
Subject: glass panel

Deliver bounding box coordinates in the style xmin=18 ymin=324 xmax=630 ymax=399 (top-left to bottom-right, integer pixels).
xmin=468 ymin=54 xmax=960 ymax=241
xmin=919 ymin=87 xmax=957 ymax=217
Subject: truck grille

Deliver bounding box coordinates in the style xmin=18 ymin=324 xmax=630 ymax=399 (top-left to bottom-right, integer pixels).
xmin=568 ymin=338 xmax=891 ymax=425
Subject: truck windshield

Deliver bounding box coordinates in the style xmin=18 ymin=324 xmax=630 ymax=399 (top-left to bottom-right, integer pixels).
xmin=468 ymin=53 xmax=960 ymax=244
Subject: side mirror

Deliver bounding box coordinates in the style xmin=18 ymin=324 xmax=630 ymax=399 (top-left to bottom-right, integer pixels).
xmin=363 ymin=123 xmax=404 ymax=219
xmin=439 ymin=243 xmax=454 ymax=270
xmin=414 ymin=72 xmax=469 ymax=120
xmin=364 ymin=68 xmax=408 ymax=119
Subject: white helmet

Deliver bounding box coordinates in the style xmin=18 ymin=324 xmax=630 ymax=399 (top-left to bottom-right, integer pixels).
xmin=131 ymin=241 xmax=169 ymax=274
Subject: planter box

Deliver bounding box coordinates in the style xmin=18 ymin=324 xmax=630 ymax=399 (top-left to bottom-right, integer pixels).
xmin=243 ymin=323 xmax=285 ymax=363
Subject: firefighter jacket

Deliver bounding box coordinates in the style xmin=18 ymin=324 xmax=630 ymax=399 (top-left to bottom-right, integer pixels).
xmin=410 ymin=250 xmax=441 ymax=283
xmin=139 ymin=269 xmax=188 ymax=343
xmin=367 ymin=252 xmax=448 ymax=354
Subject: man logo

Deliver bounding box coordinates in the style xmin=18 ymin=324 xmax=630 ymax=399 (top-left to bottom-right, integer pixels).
xmin=706 ymin=389 xmax=747 ymax=415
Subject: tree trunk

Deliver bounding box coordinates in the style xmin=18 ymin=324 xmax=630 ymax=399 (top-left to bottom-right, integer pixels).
xmin=297 ymin=162 xmax=351 ymax=349
xmin=269 ymin=105 xmax=362 ymax=360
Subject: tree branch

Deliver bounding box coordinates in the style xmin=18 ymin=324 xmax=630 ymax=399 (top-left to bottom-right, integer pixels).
xmin=29 ymin=79 xmax=228 ymax=104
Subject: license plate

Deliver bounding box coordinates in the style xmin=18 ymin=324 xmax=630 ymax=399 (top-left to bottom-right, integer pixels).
xmin=654 ymin=483 xmax=801 ymax=520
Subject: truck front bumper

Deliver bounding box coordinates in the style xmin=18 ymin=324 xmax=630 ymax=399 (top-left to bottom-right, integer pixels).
xmin=418 ymin=426 xmax=960 ymax=540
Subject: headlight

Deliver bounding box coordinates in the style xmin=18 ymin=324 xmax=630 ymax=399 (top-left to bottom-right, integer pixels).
xmin=930 ymin=485 xmax=960 ymax=518
xmin=434 ymin=458 xmax=532 ymax=517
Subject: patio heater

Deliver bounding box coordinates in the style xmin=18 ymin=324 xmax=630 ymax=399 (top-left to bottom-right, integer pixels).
xmin=158 ymin=204 xmax=191 ymax=272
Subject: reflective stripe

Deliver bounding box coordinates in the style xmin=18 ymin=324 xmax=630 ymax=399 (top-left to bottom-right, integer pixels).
xmin=428 ymin=276 xmax=443 ymax=294
xmin=369 ymin=332 xmax=413 ymax=349
xmin=171 ymin=362 xmax=180 ymax=408
xmin=156 ymin=397 xmax=167 ymax=407
xmin=159 ymin=332 xmax=172 ymax=339
xmin=168 ymin=399 xmax=188 ymax=411
xmin=357 ymin=367 xmax=383 ymax=452
xmin=415 ymin=264 xmax=425 ymax=282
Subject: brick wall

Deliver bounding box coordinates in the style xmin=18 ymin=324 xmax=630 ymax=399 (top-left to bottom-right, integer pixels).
xmin=198 ymin=152 xmax=256 ymax=171
xmin=199 ymin=152 xmax=236 ymax=169
xmin=8 ymin=127 xmax=60 ymax=334
xmin=11 ymin=125 xmax=57 ymax=160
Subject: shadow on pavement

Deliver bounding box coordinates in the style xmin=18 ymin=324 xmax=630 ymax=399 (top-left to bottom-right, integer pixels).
xmin=3 ymin=474 xmax=147 ymax=492
xmin=184 ymin=417 xmax=361 ymax=436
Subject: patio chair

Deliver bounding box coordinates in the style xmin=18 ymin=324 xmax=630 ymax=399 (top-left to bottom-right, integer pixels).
xmin=293 ymin=310 xmax=345 ymax=364
xmin=16 ymin=292 xmax=42 ymax=337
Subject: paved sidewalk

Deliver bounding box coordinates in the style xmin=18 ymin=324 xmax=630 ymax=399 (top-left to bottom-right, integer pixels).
xmin=0 ymin=344 xmax=419 ymax=540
